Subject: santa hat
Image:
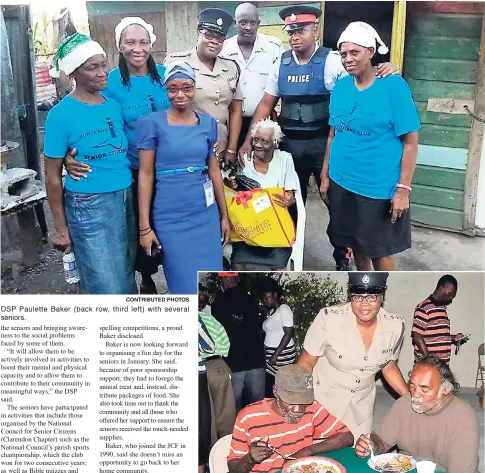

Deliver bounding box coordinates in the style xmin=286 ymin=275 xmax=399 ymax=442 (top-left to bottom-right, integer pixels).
xmin=115 ymin=17 xmax=156 ymax=52
xmin=49 ymin=33 xmax=106 ymax=78
xmin=337 ymin=22 xmax=389 ymax=55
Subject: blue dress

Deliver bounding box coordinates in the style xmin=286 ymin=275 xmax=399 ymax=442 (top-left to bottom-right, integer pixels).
xmin=136 ymin=111 xmax=222 ymax=294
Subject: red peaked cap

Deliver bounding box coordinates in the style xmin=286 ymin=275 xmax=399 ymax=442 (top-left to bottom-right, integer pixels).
xmin=279 ymin=5 xmax=321 ymax=30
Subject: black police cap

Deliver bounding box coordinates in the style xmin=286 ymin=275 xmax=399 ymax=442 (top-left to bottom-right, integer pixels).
xmin=348 ymin=272 xmax=388 ymax=294
xmin=198 ymin=8 xmax=234 ymax=36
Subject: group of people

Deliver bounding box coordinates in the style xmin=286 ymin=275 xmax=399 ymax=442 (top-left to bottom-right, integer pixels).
xmin=198 ymin=272 xmax=479 ymax=473
xmin=44 ymin=2 xmax=421 ymax=294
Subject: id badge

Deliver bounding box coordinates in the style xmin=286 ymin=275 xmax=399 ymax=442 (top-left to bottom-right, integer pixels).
xmin=203 ymin=180 xmax=215 ymax=207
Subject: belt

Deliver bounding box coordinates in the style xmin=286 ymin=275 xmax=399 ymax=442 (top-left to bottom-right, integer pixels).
xmin=156 ymin=165 xmax=208 ymax=175
xmin=204 ymin=355 xmax=222 ymax=362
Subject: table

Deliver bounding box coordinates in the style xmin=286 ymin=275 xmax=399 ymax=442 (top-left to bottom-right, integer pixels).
xmin=276 ymin=448 xmax=445 ymax=473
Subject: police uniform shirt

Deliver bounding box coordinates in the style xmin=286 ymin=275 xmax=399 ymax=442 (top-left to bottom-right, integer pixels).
xmin=221 ymin=33 xmax=285 ymax=117
xmin=303 ymin=302 xmax=405 ymax=436
xmin=165 ymin=48 xmax=244 ymax=153
xmin=265 ymin=46 xmax=348 ymax=97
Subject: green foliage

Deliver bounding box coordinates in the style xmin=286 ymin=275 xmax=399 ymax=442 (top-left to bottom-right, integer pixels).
xmin=34 ymin=11 xmax=51 ymax=56
xmin=199 ymin=272 xmax=345 ymax=352
xmin=280 ymin=274 xmax=344 ymax=351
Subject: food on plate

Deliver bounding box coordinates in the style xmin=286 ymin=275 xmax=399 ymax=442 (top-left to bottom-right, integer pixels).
xmin=288 ymin=462 xmax=339 ymax=473
xmin=375 ymin=455 xmax=414 ymax=472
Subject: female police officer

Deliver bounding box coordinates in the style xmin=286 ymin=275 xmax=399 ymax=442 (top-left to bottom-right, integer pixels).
xmin=165 ymin=8 xmax=243 ymax=165
xmin=297 ymin=272 xmax=409 ymax=440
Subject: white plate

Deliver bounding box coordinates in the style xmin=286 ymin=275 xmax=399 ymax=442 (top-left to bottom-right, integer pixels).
xmin=285 ymin=456 xmax=343 ymax=473
xmin=367 ymin=453 xmax=416 ymax=472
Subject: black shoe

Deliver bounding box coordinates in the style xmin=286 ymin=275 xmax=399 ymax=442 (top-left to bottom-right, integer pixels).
xmin=336 ymin=264 xmax=351 ymax=271
xmin=140 ymin=277 xmax=157 ymax=294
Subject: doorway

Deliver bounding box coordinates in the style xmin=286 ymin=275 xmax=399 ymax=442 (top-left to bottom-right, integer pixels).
xmin=322 ymin=1 xmax=394 ymax=63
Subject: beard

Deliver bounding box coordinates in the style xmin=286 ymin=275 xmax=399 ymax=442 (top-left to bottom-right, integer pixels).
xmin=411 ymin=388 xmax=444 ymax=414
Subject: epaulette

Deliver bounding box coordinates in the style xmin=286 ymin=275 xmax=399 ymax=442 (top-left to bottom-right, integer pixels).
xmin=267 ymin=36 xmax=282 ymax=46
xmin=324 ymin=303 xmax=347 ymax=315
xmin=219 ymin=55 xmax=241 ymax=85
xmin=167 ymin=50 xmax=191 ymax=58
xmin=383 ymin=312 xmax=405 ymax=322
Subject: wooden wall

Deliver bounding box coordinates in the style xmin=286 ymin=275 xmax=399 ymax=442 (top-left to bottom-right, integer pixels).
xmin=404 ymin=2 xmax=483 ymax=231
xmin=86 ymin=2 xmax=167 ymax=68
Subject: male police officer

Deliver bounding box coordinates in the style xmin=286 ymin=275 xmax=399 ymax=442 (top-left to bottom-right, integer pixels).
xmin=238 ymin=5 xmax=396 ymax=270
xmin=221 ymin=3 xmax=285 ymax=149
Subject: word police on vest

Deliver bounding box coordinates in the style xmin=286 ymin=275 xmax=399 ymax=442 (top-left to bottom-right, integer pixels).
xmin=287 ymin=74 xmax=311 ymax=83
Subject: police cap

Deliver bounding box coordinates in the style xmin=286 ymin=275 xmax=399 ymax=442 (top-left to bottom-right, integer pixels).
xmin=279 ymin=5 xmax=321 ymax=32
xmin=198 ymin=8 xmax=234 ymax=36
xmin=348 ymin=272 xmax=388 ymax=294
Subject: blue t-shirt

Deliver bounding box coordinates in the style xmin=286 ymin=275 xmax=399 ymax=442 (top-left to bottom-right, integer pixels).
xmin=329 ymin=75 xmax=421 ymax=199
xmin=103 ymin=65 xmax=170 ymax=168
xmin=43 ymin=95 xmax=131 ymax=194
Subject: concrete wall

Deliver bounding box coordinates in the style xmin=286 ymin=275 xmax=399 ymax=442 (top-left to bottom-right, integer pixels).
xmin=283 ymin=271 xmax=484 ymax=388
xmin=476 ymin=133 xmax=485 ymax=230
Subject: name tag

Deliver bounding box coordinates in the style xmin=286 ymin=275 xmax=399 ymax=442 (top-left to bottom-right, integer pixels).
xmin=381 ymin=348 xmax=392 ymax=354
xmin=203 ymin=180 xmax=215 ymax=207
xmin=252 ymin=194 xmax=271 ymax=214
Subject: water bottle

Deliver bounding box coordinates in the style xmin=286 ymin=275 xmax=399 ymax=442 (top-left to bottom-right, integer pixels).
xmin=63 ymin=252 xmax=80 ymax=284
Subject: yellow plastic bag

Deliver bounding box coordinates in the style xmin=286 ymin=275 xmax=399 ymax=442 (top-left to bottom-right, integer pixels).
xmin=224 ymin=186 xmax=295 ymax=247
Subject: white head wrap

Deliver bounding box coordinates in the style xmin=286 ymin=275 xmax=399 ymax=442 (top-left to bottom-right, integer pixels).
xmin=337 ymin=21 xmax=389 ymax=55
xmin=115 ymin=17 xmax=157 ymax=52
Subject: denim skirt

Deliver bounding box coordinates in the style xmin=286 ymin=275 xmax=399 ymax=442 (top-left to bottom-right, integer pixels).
xmin=64 ymin=186 xmax=137 ymax=294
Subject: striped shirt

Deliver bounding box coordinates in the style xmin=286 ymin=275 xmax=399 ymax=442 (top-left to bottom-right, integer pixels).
xmin=199 ymin=311 xmax=230 ymax=358
xmin=227 ymin=398 xmax=349 ymax=472
xmin=199 ymin=315 xmax=215 ymax=374
xmin=412 ymin=296 xmax=452 ymax=362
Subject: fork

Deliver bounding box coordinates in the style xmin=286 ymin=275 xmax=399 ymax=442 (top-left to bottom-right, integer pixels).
xmin=268 ymin=445 xmax=297 ymax=461
xmin=367 ymin=438 xmax=376 ymax=465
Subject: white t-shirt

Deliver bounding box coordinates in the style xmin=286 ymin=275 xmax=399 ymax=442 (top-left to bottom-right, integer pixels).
xmin=265 ymin=47 xmax=348 ymax=97
xmin=241 ymin=149 xmax=299 ymax=191
xmin=262 ymin=304 xmax=295 ymax=348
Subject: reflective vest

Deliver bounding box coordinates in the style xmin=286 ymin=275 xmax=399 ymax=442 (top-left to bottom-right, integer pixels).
xmin=278 ymin=46 xmax=331 ymax=138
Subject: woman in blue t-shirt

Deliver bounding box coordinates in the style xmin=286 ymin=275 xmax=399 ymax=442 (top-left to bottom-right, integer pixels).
xmin=44 ymin=33 xmax=136 ymax=294
xmin=64 ymin=17 xmax=170 ymax=294
xmin=320 ymin=22 xmax=421 ymax=271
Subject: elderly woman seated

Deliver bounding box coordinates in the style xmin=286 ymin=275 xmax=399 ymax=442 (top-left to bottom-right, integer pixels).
xmin=226 ymin=119 xmax=299 ymax=270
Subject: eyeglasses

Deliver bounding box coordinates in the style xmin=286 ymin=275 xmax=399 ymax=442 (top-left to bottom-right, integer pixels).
xmin=201 ymin=30 xmax=225 ymax=43
xmin=252 ymin=136 xmax=272 ymax=147
xmin=166 ymin=84 xmax=195 ymax=94
xmin=350 ymin=294 xmax=379 ymax=303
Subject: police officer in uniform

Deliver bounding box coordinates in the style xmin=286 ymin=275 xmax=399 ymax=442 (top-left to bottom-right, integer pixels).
xmin=297 ymin=272 xmax=409 ymax=441
xmin=239 ymin=6 xmax=397 ymax=271
xmin=165 ymin=8 xmax=243 ymax=165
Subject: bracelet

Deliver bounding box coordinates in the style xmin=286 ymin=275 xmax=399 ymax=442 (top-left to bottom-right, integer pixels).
xmin=396 ymin=183 xmax=412 ymax=192
xmin=226 ymin=149 xmax=236 ymax=155
xmin=139 ymin=226 xmax=151 ymax=233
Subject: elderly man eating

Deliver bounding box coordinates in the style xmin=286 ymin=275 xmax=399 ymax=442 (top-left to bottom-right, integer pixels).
xmin=227 ymin=364 xmax=353 ymax=473
xmin=355 ymin=355 xmax=479 ymax=473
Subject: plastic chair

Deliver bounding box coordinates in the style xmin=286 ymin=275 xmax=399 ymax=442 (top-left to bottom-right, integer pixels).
xmin=208 ymin=434 xmax=232 ymax=473
xmin=475 ymin=343 xmax=485 ymax=389
xmin=222 ymin=175 xmax=306 ymax=271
